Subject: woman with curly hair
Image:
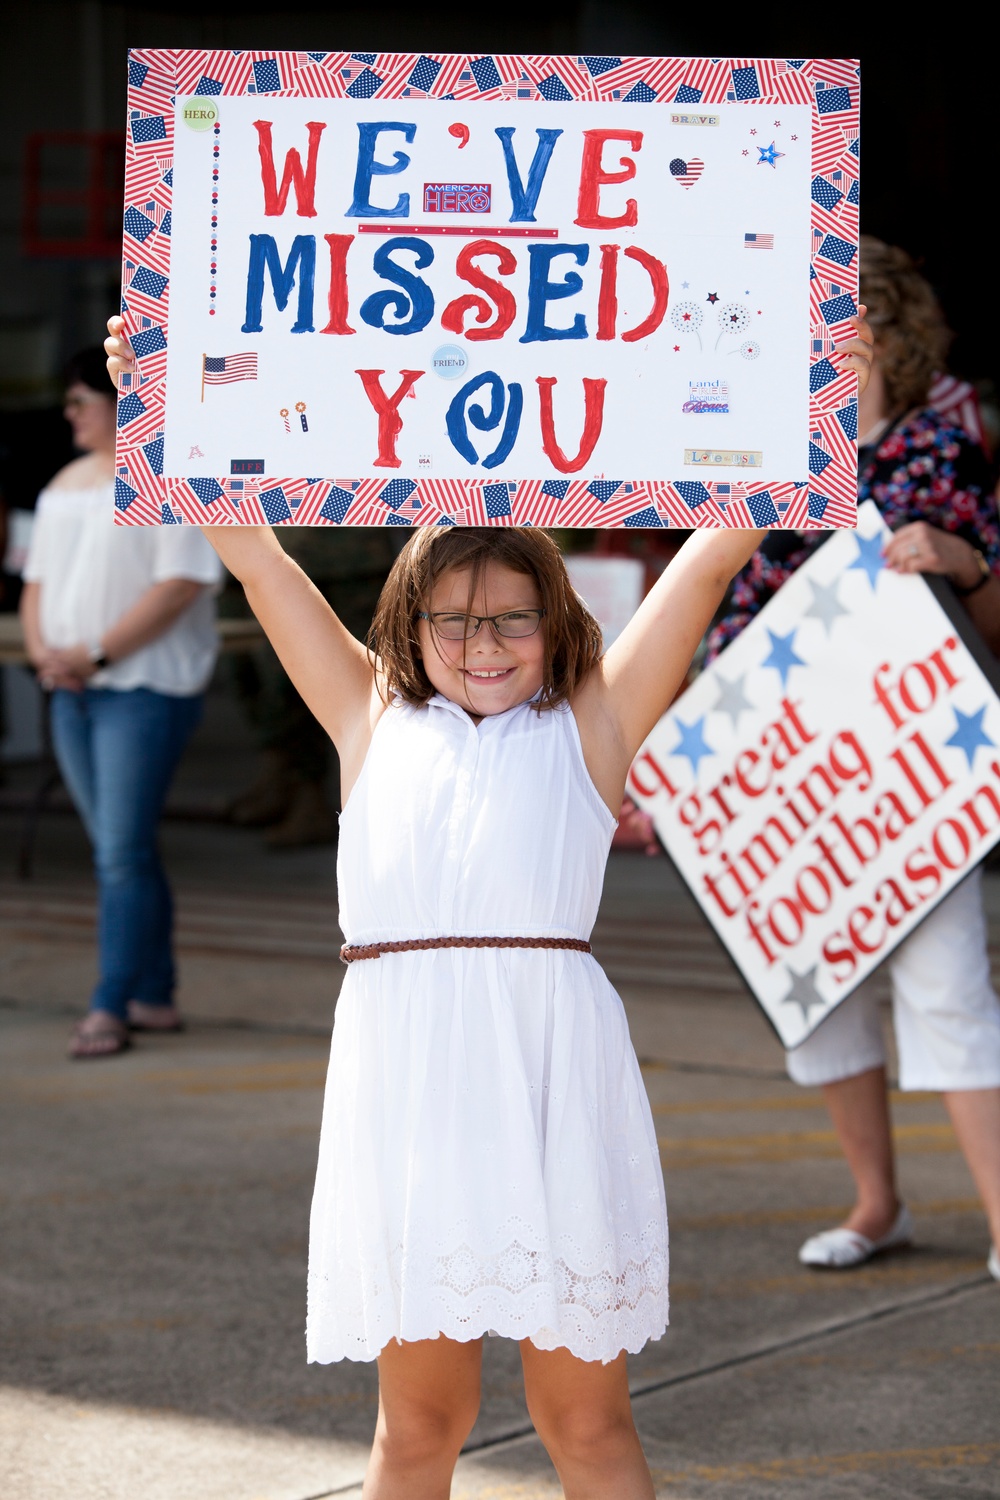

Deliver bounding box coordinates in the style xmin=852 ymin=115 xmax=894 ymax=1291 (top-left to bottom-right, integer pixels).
xmin=707 ymin=237 xmax=1000 ymax=1283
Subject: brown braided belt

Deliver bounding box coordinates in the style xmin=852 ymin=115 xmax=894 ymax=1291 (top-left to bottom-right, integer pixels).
xmin=340 ymin=935 xmax=592 ymax=964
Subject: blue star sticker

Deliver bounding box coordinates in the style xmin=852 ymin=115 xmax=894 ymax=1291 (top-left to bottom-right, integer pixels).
xmin=761 ymin=628 xmax=806 ymax=687
xmin=847 ymin=531 xmax=885 ymax=590
xmin=670 ymin=715 xmax=715 ymax=777
xmin=944 ymin=705 xmax=996 ymax=770
xmin=757 ymin=141 xmax=785 ymax=167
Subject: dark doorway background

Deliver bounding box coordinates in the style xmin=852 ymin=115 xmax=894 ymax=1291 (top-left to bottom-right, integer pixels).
xmin=127 ymin=4 xmax=991 ymax=391
xmin=1 ymin=6 xmax=993 ymax=432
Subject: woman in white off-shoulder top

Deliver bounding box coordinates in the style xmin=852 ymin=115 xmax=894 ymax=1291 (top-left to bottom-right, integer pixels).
xmin=19 ymin=348 xmax=222 ymax=1058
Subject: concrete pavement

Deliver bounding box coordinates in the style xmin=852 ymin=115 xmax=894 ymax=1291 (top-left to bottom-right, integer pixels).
xmin=1 ymin=689 xmax=998 ymax=1498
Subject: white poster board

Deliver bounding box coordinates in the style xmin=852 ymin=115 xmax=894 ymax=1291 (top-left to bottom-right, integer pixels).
xmin=117 ymin=51 xmax=860 ymax=527
xmin=629 ymin=502 xmax=1000 ymax=1047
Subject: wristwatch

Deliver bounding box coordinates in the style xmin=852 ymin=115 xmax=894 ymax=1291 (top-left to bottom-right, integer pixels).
xmin=88 ymin=644 xmax=110 ymax=671
xmin=953 ymin=548 xmax=992 ymax=597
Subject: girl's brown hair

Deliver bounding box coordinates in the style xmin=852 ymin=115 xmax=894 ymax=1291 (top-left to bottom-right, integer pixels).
xmin=859 ymin=236 xmax=951 ymax=415
xmin=370 ymin=528 xmax=604 ymax=709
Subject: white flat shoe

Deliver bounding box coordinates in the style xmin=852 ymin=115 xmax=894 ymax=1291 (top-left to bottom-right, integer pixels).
xmin=989 ymin=1245 xmax=1000 ymax=1281
xmin=799 ymin=1205 xmax=914 ymax=1269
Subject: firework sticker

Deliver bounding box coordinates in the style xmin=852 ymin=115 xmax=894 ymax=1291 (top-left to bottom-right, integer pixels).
xmin=116 ymin=51 xmax=860 ymax=528
xmin=671 ymin=300 xmax=705 ymax=351
xmin=716 ymin=302 xmax=751 ymax=350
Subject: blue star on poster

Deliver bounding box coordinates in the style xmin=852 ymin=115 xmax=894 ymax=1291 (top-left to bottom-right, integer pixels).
xmin=757 ymin=141 xmax=785 ymax=167
xmin=847 ymin=531 xmax=885 ymax=590
xmin=761 ymin=627 xmax=806 ymax=687
xmin=670 ymin=716 xmax=715 ymax=776
xmin=944 ymin=705 xmax=996 ymax=770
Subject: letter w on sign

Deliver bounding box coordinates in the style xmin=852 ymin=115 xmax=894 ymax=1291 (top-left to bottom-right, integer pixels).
xmin=628 ymin=502 xmax=1000 ymax=1048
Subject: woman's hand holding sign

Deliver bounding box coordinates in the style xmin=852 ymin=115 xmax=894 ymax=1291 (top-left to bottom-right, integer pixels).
xmin=834 ymin=308 xmax=874 ymax=391
xmin=885 ymin=518 xmax=1000 ymax=654
xmin=884 ymin=520 xmax=987 ymax=587
xmin=105 ymin=316 xmax=134 ymax=389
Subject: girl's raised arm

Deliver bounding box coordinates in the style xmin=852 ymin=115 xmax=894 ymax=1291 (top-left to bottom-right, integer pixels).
xmin=599 ymin=526 xmax=767 ymax=756
xmin=104 ymin=318 xmax=380 ymax=766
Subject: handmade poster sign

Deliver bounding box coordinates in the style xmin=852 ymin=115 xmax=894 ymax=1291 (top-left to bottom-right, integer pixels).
xmin=628 ymin=502 xmax=1000 ymax=1048
xmin=118 ymin=51 xmax=860 ymax=527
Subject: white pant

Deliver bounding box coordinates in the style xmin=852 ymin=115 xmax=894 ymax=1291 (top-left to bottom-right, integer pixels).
xmin=787 ymin=869 xmax=1000 ymax=1092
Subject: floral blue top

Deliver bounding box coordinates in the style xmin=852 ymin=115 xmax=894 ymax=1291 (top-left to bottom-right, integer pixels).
xmin=705 ymin=407 xmax=999 ymax=661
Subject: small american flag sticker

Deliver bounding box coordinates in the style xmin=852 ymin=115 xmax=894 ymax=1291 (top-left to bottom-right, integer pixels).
xmin=201 ymin=352 xmax=259 ymax=400
xmin=744 ymin=233 xmax=774 ymax=250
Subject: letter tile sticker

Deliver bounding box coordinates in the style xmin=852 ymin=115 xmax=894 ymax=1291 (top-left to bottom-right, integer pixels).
xmin=118 ymin=51 xmax=860 ymax=527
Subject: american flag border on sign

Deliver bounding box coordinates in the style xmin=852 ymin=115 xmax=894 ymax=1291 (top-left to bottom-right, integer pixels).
xmin=117 ymin=51 xmax=860 ymax=528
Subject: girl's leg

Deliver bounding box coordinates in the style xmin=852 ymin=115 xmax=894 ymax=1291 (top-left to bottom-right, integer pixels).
xmin=520 ymin=1343 xmax=655 ymax=1500
xmin=942 ymin=1088 xmax=1000 ymax=1251
xmin=364 ymin=1335 xmax=483 ymax=1500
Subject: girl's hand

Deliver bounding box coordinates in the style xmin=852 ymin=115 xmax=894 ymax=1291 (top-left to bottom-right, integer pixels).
xmin=834 ymin=306 xmax=875 ymax=396
xmin=884 ymin=520 xmax=987 ymax=589
xmin=104 ymin=315 xmax=135 ymax=390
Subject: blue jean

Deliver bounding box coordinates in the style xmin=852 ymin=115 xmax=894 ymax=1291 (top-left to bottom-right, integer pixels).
xmin=50 ymin=687 xmax=203 ymax=1020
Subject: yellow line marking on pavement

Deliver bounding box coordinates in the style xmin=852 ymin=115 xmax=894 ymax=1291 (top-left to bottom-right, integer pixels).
xmin=0 ymin=1170 xmax=312 ymax=1210
xmin=4 ymin=1057 xmax=329 ymax=1102
xmin=649 ymin=1441 xmax=1000 ymax=1487
xmin=778 ymin=1339 xmax=1000 ymax=1372
xmin=41 ymin=1314 xmax=190 ymax=1337
xmin=659 ymin=1121 xmax=957 ymax=1168
xmin=670 ymin=1196 xmax=982 ymax=1231
xmin=651 ymin=1090 xmax=939 ymax=1116
xmin=669 ymin=1258 xmax=985 ymax=1302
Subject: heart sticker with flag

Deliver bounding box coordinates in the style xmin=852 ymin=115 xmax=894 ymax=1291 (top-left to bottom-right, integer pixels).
xmin=670 ymin=156 xmax=704 ymax=189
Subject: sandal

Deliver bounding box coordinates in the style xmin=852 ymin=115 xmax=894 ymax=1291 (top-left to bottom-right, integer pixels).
xmin=68 ymin=1012 xmax=131 ymax=1060
xmin=798 ymin=1205 xmax=914 ymax=1269
xmin=127 ymin=1001 xmax=184 ymax=1033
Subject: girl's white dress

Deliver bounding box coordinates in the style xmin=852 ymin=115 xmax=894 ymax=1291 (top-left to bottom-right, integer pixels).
xmin=307 ymin=693 xmax=669 ymax=1364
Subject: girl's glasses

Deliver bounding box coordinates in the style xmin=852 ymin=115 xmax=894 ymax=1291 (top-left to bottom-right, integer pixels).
xmin=418 ymin=608 xmax=546 ymax=641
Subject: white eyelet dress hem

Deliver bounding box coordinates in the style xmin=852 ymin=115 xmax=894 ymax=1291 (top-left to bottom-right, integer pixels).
xmin=306 ymin=694 xmax=669 ymax=1365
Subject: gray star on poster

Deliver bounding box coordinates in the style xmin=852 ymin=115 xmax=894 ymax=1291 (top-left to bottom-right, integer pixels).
xmin=803 ymin=575 xmax=850 ymax=636
xmin=780 ymin=964 xmax=827 ymax=1020
xmin=712 ymin=672 xmax=754 ymax=729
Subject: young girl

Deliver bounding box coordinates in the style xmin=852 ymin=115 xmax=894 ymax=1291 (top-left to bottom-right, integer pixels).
xmin=106 ymin=315 xmax=872 ymax=1499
